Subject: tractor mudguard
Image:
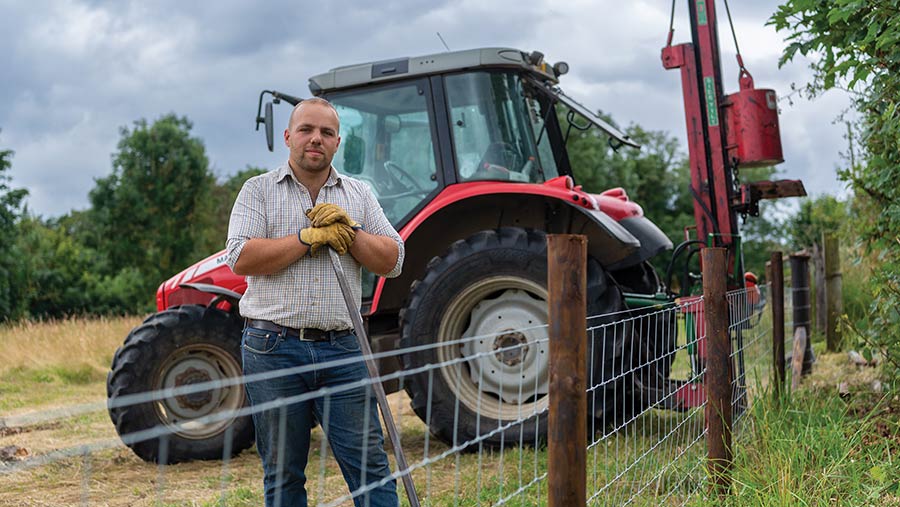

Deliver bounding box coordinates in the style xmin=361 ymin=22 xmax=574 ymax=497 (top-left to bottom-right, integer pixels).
xmin=608 ymin=216 xmax=674 ymax=271
xmin=179 ymin=282 xmax=242 ymax=308
xmin=373 ymin=189 xmax=645 ymax=313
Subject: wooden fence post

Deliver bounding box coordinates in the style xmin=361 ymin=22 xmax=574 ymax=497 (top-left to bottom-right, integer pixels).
xmin=824 ymin=233 xmax=843 ymax=352
xmin=813 ymin=242 xmax=827 ymax=335
xmin=547 ymin=234 xmax=587 ymax=507
xmin=703 ymin=247 xmax=732 ymax=494
xmin=770 ymin=252 xmax=785 ymax=399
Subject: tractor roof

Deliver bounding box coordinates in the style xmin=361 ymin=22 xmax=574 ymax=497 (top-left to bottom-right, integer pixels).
xmin=308 ymin=47 xmax=561 ymax=95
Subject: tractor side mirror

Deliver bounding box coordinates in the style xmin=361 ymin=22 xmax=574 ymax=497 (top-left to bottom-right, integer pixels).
xmin=264 ymin=102 xmax=274 ymax=152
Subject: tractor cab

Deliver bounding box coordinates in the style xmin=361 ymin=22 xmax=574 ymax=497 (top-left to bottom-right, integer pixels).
xmin=258 ymin=48 xmax=641 ymax=228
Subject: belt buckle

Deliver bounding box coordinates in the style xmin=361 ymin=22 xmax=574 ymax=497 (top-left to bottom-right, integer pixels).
xmin=298 ymin=329 xmax=325 ymax=342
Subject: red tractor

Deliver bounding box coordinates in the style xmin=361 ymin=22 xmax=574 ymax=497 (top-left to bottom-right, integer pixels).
xmin=107 ymin=2 xmax=804 ymax=465
xmin=106 ymin=46 xmax=681 ymax=462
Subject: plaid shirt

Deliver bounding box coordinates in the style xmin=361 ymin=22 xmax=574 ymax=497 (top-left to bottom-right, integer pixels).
xmin=226 ymin=164 xmax=404 ymax=330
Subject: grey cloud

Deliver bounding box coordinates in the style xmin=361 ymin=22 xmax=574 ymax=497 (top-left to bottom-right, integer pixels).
xmin=1 ymin=0 xmax=849 ymax=217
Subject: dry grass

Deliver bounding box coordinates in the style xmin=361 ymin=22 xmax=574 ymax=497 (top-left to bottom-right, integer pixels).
xmin=0 ymin=315 xmax=142 ymax=375
xmin=0 ymin=317 xmax=551 ymax=506
xmin=4 ymin=316 xmax=860 ymax=506
xmin=0 ymin=316 xmax=144 ymax=414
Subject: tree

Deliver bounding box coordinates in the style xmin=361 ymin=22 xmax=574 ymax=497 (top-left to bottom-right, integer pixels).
xmin=565 ymin=112 xmax=694 ymax=243
xmin=788 ymin=194 xmax=847 ymax=251
xmin=194 ymin=166 xmax=267 ymax=256
xmin=0 ymin=140 xmax=29 ymax=321
xmin=564 ymin=109 xmax=784 ymax=283
xmin=771 ymin=1 xmax=900 ymax=375
xmin=89 ymin=114 xmax=214 ymax=311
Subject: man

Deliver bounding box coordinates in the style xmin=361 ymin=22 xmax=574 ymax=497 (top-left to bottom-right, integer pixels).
xmin=226 ymin=97 xmax=403 ymax=507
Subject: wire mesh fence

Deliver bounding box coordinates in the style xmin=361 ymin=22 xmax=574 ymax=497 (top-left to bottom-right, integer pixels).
xmin=0 ymin=286 xmax=777 ymax=506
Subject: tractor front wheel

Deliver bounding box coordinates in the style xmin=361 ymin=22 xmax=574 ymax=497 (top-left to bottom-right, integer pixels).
xmin=400 ymin=228 xmax=624 ymax=448
xmin=106 ymin=305 xmax=254 ymax=463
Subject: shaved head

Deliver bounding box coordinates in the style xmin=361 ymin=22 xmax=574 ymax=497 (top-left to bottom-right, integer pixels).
xmin=287 ymin=97 xmax=340 ymax=131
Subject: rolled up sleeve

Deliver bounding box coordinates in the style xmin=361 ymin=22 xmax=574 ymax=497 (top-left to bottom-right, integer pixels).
xmin=226 ymin=178 xmax=267 ymax=270
xmin=362 ymin=186 xmax=404 ymax=278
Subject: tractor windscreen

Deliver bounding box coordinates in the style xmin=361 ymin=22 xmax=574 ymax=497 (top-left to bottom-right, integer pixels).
xmin=444 ymin=72 xmax=560 ymax=183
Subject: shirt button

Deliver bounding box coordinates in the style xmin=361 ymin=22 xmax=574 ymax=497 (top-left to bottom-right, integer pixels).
xmin=314 ymin=277 xmax=319 ymax=282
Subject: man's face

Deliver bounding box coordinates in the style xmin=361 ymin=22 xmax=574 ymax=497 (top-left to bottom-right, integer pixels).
xmin=284 ymin=103 xmax=341 ymax=174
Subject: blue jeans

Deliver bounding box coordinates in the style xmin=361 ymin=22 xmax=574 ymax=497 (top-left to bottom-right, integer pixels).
xmin=242 ymin=326 xmax=398 ymax=507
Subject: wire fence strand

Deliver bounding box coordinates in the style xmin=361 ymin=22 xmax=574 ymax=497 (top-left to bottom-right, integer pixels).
xmin=0 ymin=286 xmax=776 ymax=506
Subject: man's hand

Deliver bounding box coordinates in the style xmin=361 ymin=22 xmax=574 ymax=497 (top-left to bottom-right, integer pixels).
xmin=306 ymin=203 xmax=361 ymax=229
xmin=299 ymin=223 xmax=356 ymax=255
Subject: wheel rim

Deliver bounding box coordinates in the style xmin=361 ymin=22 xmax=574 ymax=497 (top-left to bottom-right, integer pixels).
xmin=437 ymin=276 xmax=549 ymax=421
xmin=153 ymin=343 xmax=244 ymax=440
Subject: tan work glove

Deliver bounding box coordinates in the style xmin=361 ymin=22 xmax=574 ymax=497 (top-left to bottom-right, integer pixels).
xmin=298 ymin=223 xmax=356 ymax=255
xmin=306 ymin=203 xmax=362 ymax=229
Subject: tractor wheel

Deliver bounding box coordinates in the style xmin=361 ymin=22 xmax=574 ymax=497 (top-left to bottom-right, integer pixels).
xmin=400 ymin=228 xmax=625 ymax=448
xmin=611 ymin=261 xmax=678 ymax=408
xmin=107 ymin=305 xmax=253 ymax=463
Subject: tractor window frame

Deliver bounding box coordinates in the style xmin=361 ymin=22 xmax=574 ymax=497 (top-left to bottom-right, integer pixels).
xmin=521 ymin=78 xmax=574 ymax=180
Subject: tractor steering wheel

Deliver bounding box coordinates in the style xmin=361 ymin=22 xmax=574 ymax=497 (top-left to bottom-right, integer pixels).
xmin=384 ymin=160 xmax=424 ymax=192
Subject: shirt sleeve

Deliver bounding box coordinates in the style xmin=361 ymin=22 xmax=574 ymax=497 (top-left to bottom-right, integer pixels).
xmin=361 ymin=184 xmax=404 ymax=278
xmin=226 ymin=177 xmax=267 ymax=270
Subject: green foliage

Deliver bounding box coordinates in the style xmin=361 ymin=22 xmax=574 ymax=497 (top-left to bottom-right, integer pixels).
xmin=565 ymin=112 xmax=693 ymax=244
xmin=0 ymin=141 xmax=29 ymax=321
xmin=564 ymin=111 xmax=781 ymax=280
xmin=196 ymin=165 xmax=266 ymax=255
xmin=688 ymin=386 xmax=900 ymax=506
xmin=771 ymin=1 xmax=900 ymax=382
xmin=788 ymin=194 xmax=847 ymax=251
xmin=88 ymin=114 xmax=215 ymax=309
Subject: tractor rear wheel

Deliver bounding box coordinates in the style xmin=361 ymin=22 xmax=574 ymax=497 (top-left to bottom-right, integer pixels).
xmin=107 ymin=305 xmax=253 ymax=463
xmin=400 ymin=228 xmax=625 ymax=448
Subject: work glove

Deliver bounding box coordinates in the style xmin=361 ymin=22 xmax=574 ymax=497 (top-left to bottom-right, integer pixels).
xmin=298 ymin=223 xmax=356 ymax=255
xmin=306 ymin=203 xmax=362 ymax=230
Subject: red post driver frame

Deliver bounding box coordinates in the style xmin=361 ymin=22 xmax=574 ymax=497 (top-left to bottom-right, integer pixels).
xmin=662 ymin=0 xmax=739 ymax=277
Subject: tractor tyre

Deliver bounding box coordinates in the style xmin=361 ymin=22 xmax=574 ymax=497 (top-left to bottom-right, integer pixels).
xmin=107 ymin=305 xmax=253 ymax=464
xmin=612 ymin=261 xmax=678 ymax=410
xmin=400 ymin=228 xmax=625 ymax=448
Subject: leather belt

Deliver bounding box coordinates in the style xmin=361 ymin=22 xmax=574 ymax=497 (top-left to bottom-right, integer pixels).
xmin=245 ymin=319 xmax=349 ymax=342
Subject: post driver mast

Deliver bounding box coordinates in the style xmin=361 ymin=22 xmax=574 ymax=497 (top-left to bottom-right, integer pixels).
xmin=662 ymin=0 xmax=804 ymax=285
xmin=660 ymin=0 xmax=805 ymax=409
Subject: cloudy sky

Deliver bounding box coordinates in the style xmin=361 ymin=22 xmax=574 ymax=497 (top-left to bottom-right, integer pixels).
xmin=1 ymin=0 xmax=851 ymax=218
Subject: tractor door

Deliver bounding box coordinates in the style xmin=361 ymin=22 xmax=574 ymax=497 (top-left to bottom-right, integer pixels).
xmin=325 ymin=79 xmax=443 ymax=298
xmin=327 ymin=79 xmax=443 ymax=228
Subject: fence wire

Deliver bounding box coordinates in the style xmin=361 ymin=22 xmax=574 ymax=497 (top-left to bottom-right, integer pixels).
xmin=1 ymin=287 xmax=774 ymax=506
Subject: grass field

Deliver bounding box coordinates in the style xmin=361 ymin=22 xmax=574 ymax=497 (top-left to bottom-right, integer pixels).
xmin=1 ymin=317 xmax=897 ymax=506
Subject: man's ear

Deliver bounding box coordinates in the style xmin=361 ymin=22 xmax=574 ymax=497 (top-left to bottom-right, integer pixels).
xmin=284 ymin=128 xmax=290 ymax=147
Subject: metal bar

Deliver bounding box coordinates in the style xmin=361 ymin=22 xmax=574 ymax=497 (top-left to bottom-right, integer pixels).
xmin=547 ymin=234 xmax=587 ymax=507
xmin=770 ymin=252 xmax=785 ymax=398
xmin=702 ymin=247 xmax=732 ymax=494
xmin=326 ymin=248 xmax=421 ymax=507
